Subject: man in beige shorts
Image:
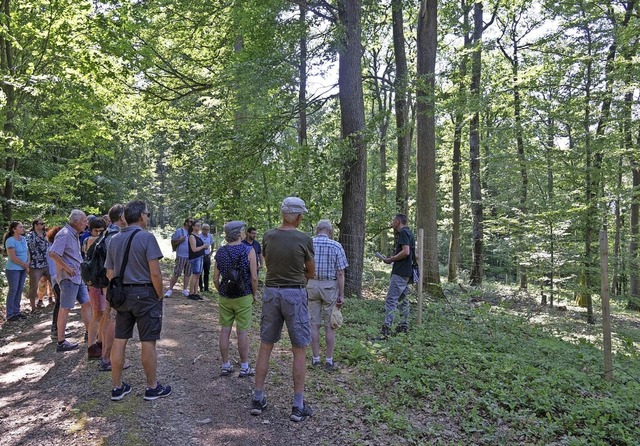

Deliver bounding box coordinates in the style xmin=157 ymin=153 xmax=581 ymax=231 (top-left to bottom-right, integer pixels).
xmin=306 ymin=220 xmax=348 ymax=371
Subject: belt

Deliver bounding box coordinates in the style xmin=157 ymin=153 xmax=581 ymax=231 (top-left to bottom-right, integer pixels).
xmin=267 ymin=285 xmax=306 ymax=289
xmin=122 ymin=283 xmax=154 ymax=288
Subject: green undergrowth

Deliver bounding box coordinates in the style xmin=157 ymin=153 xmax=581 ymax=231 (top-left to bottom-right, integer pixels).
xmin=336 ymin=293 xmax=640 ymax=445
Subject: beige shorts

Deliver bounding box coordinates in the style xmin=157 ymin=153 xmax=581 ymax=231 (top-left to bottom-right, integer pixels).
xmin=307 ymin=279 xmax=338 ymax=326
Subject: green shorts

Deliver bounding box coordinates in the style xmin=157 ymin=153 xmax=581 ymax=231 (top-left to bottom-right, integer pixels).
xmin=218 ymin=294 xmax=253 ymax=331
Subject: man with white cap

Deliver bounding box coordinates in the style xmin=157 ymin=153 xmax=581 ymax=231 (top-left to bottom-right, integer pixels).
xmin=250 ymin=197 xmax=315 ymax=422
xmin=307 ymin=219 xmax=348 ymax=371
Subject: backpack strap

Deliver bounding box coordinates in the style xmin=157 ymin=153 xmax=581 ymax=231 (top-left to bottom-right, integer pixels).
xmin=118 ymin=229 xmax=141 ymax=279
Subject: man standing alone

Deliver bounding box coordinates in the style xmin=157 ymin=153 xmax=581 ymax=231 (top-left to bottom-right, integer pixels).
xmin=379 ymin=213 xmax=415 ymax=338
xmin=307 ymin=220 xmax=348 ymax=371
xmin=250 ymin=197 xmax=315 ymax=422
xmin=105 ymin=200 xmax=171 ymax=401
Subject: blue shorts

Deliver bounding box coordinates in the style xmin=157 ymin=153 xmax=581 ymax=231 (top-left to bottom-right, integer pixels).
xmin=189 ymin=257 xmax=203 ymax=275
xmin=58 ymin=279 xmax=90 ymax=309
xmin=260 ymin=287 xmax=310 ymax=347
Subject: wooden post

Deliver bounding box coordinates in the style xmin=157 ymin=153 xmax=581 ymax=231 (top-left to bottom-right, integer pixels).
xmin=600 ymin=229 xmax=613 ymax=381
xmin=417 ymin=228 xmax=424 ymax=325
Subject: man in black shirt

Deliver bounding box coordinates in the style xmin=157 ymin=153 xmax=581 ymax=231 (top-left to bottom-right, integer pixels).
xmin=380 ymin=213 xmax=415 ymax=338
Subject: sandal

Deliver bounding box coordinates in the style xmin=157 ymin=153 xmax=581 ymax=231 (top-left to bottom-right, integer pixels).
xmin=220 ymin=364 xmax=234 ymax=376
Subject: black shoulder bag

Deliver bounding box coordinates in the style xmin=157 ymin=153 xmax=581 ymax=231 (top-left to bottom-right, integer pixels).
xmin=107 ymin=229 xmax=141 ymax=309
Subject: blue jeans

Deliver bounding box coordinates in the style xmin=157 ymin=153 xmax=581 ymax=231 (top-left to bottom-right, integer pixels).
xmin=5 ymin=269 xmax=27 ymax=318
xmin=189 ymin=257 xmax=203 ymax=275
xmin=384 ymin=274 xmax=411 ymax=328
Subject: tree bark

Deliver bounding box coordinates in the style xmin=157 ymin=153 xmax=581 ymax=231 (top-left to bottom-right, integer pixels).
xmin=416 ymin=0 xmax=442 ymax=297
xmin=392 ymin=0 xmax=410 ymax=216
xmin=468 ymin=0 xmax=484 ymax=286
xmin=298 ymin=0 xmax=308 ymax=147
xmin=1 ymin=0 xmax=16 ymax=223
xmin=447 ymin=1 xmax=470 ymax=283
xmin=337 ymin=0 xmax=366 ymax=298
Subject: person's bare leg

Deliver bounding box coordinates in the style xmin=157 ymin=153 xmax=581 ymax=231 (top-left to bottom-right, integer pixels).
xmin=254 ymin=342 xmax=274 ymax=391
xmin=310 ymin=323 xmax=321 ymax=358
xmin=110 ymin=338 xmax=128 ymax=387
xmin=57 ymin=308 xmax=70 ymax=342
xmin=237 ymin=329 xmax=249 ymax=363
xmin=80 ymin=302 xmax=92 ymax=341
xmin=292 ymin=345 xmax=307 ymax=394
xmin=219 ymin=326 xmax=232 ymax=363
xmin=325 ymin=323 xmax=336 ymax=359
xmin=141 ymin=340 xmax=158 ymax=387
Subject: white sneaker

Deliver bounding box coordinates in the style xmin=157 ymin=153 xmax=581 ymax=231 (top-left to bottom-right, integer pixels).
xmin=164 ymin=290 xmax=172 ymax=298
xmin=182 ymin=289 xmax=190 ymax=297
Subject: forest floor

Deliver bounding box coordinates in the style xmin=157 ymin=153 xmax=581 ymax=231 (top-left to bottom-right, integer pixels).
xmin=1 ymin=256 xmax=639 ymax=445
xmin=0 ymin=262 xmax=345 ymax=446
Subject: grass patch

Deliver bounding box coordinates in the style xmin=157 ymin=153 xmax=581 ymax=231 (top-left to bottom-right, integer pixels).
xmin=335 ymin=286 xmax=640 ymax=445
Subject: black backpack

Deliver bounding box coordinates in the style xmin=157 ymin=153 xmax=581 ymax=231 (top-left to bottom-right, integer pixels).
xmin=222 ymin=245 xmax=249 ymax=297
xmin=80 ymin=229 xmax=116 ymax=288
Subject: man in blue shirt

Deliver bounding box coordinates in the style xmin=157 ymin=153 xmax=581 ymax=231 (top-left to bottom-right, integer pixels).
xmin=165 ymin=217 xmax=193 ymax=298
xmin=307 ymin=220 xmax=348 ymax=371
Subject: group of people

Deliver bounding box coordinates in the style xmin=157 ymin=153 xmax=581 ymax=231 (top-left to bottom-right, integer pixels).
xmin=3 ymin=195 xmax=416 ymax=423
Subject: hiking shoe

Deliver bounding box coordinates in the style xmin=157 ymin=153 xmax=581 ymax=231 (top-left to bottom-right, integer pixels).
xmin=164 ymin=290 xmax=173 ymax=298
xmin=7 ymin=315 xmax=20 ymax=322
xmin=56 ymin=340 xmax=79 ymax=352
xmin=220 ymin=364 xmax=234 ymax=376
xmin=290 ymin=403 xmax=313 ymax=422
xmin=144 ymin=382 xmax=172 ymax=401
xmin=88 ymin=343 xmax=102 ymax=360
xmin=111 ymin=382 xmax=132 ymax=401
xmin=98 ymin=359 xmax=112 ymax=372
xmin=395 ymin=324 xmax=409 ymax=334
xmin=187 ymin=294 xmax=200 ymax=300
xmin=17 ymin=313 xmax=27 ymax=319
xmin=182 ymin=289 xmax=190 ymax=297
xmin=311 ymin=359 xmax=320 ymax=368
xmin=325 ymin=361 xmax=339 ymax=372
xmin=250 ymin=397 xmax=267 ymax=416
xmin=239 ymin=367 xmax=255 ymax=378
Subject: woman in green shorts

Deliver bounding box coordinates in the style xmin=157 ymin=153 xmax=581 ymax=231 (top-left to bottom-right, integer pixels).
xmin=213 ymin=220 xmax=259 ymax=377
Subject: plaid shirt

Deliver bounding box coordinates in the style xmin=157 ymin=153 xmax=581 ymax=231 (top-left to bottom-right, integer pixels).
xmin=312 ymin=234 xmax=348 ymax=280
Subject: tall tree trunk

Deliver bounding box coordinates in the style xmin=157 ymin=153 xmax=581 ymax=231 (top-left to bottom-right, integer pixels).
xmin=1 ymin=0 xmax=16 ymax=223
xmin=612 ymin=155 xmax=623 ymax=296
xmin=468 ymin=1 xmax=484 ymax=286
xmin=629 ymin=129 xmax=640 ymax=311
xmin=581 ymin=21 xmax=595 ymax=324
xmin=448 ymin=1 xmax=470 ymax=283
xmin=337 ymin=0 xmax=366 ymax=298
xmin=546 ymin=116 xmax=555 ymax=306
xmin=298 ymin=0 xmax=308 ymax=147
xmin=416 ymin=0 xmax=442 ymax=297
xmin=370 ymin=53 xmax=391 ymax=251
xmin=448 ymin=110 xmax=463 ymax=282
xmin=392 ymin=0 xmax=410 ymax=216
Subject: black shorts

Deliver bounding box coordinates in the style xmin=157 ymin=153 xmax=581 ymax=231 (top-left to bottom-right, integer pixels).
xmin=115 ymin=287 xmax=163 ymax=341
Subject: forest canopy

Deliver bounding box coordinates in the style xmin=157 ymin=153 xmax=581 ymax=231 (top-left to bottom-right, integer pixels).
xmin=1 ymin=0 xmax=640 ymax=307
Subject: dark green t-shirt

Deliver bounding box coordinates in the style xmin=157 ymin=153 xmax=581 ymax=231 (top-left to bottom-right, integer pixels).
xmin=263 ymin=228 xmax=314 ymax=287
xmin=391 ymin=227 xmax=415 ymax=278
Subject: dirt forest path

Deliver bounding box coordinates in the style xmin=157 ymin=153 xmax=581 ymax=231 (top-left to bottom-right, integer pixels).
xmin=0 ymin=265 xmax=338 ymax=446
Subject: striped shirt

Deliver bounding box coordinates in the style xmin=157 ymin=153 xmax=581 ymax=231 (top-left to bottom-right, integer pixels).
xmin=312 ymin=234 xmax=348 ymax=280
